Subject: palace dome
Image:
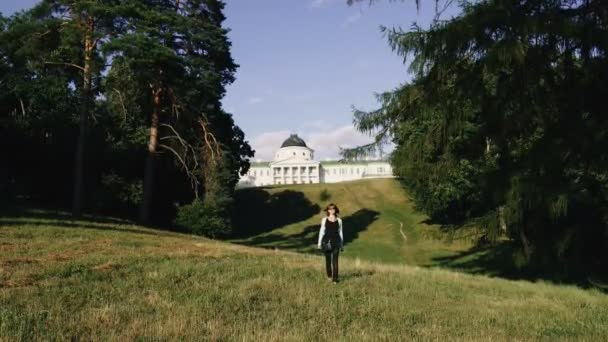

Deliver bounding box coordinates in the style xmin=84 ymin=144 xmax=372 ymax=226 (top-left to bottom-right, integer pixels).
xmin=280 ymin=134 xmax=307 ymax=148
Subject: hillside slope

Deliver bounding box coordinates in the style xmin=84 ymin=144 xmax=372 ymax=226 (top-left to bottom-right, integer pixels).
xmin=1 ymin=214 xmax=607 ymax=340
xmin=232 ymin=178 xmax=474 ymax=265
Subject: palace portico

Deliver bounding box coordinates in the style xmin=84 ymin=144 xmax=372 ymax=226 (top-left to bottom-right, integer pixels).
xmin=238 ymin=134 xmax=394 ymax=188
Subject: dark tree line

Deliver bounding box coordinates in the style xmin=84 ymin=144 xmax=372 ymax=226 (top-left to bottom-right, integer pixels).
xmin=347 ymin=0 xmax=608 ymax=279
xmin=0 ymin=0 xmax=253 ymax=233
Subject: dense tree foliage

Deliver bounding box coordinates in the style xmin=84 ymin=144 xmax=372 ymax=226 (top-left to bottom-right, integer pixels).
xmin=0 ymin=1 xmax=253 ymax=231
xmin=347 ymin=0 xmax=608 ymax=277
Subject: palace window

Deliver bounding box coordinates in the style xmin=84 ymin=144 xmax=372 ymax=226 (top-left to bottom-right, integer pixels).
xmin=356 ymin=168 xmax=359 ymax=174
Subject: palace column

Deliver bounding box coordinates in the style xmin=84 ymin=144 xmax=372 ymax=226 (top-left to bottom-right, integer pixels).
xmin=283 ymin=166 xmax=287 ymax=184
xmin=309 ymin=166 xmax=314 ymax=183
xmin=296 ymin=166 xmax=301 ymax=184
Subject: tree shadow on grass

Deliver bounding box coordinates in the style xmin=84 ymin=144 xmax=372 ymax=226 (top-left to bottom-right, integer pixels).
xmin=1 ymin=206 xmax=132 ymax=225
xmin=340 ymin=269 xmax=376 ymax=281
xmin=429 ymin=241 xmax=604 ymax=288
xmin=0 ymin=218 xmax=176 ymax=237
xmin=342 ymin=209 xmax=380 ymax=245
xmin=0 ymin=208 xmax=177 ymax=237
xmin=231 ymin=188 xmax=321 ymax=238
xmin=237 ymin=208 xmax=380 ymax=254
xmin=430 ymin=242 xmax=521 ymax=278
xmin=415 ymin=213 xmax=608 ymax=288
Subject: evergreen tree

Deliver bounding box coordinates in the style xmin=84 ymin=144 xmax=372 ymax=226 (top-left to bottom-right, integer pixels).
xmin=1 ymin=1 xmax=252 ymax=229
xmin=0 ymin=9 xmax=80 ymax=206
xmin=104 ymin=0 xmax=244 ymax=224
xmin=347 ymin=0 xmax=608 ymax=277
xmin=18 ymin=0 xmax=128 ymax=216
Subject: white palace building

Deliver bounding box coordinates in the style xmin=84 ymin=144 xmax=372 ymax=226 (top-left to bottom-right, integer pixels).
xmin=237 ymin=134 xmax=394 ymax=188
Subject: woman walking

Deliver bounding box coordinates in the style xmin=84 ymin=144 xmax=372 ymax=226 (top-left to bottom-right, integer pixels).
xmin=317 ymin=203 xmax=343 ymax=283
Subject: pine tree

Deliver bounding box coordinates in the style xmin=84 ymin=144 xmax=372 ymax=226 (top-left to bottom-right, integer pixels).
xmin=104 ymin=0 xmax=239 ymax=224
xmin=347 ymin=0 xmax=608 ymax=277
xmin=25 ymin=0 xmax=128 ymax=216
xmin=1 ymin=1 xmax=252 ymax=227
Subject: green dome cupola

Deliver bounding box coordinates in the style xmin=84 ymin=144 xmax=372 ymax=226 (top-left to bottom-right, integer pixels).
xmin=280 ymin=134 xmax=307 ymax=148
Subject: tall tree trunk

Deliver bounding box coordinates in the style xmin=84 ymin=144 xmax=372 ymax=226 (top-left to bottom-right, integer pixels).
xmin=519 ymin=222 xmax=532 ymax=261
xmin=140 ymin=84 xmax=163 ymax=224
xmin=485 ymin=136 xmax=507 ymax=235
xmin=72 ymin=18 xmax=94 ymax=217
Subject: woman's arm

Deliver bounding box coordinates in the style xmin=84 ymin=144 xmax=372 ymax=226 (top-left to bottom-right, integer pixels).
xmin=317 ymin=218 xmax=326 ymax=248
xmin=338 ymin=218 xmax=344 ymax=245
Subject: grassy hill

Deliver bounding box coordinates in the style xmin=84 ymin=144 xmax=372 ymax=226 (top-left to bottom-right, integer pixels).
xmin=1 ymin=213 xmax=607 ymax=340
xmin=232 ymin=178 xmax=477 ymax=266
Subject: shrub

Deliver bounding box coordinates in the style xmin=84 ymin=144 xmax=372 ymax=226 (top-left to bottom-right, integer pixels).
xmin=95 ymin=172 xmax=143 ymax=215
xmin=319 ymin=189 xmax=331 ymax=202
xmin=175 ymin=197 xmax=232 ymax=238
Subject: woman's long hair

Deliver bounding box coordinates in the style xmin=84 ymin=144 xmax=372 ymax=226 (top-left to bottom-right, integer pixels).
xmin=324 ymin=203 xmax=340 ymax=216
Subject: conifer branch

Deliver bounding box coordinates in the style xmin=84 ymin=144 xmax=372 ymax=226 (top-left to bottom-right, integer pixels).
xmin=44 ymin=61 xmax=86 ymax=72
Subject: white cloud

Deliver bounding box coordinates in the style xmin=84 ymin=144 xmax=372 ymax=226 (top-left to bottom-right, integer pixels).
xmin=300 ymin=119 xmax=327 ymax=130
xmin=250 ymin=129 xmax=291 ymax=160
xmin=310 ymin=0 xmax=342 ymax=9
xmin=305 ymin=124 xmax=372 ymax=160
xmin=310 ymin=0 xmax=329 ymax=9
xmin=249 ymin=124 xmax=386 ymax=161
xmin=248 ymin=97 xmax=263 ymax=105
xmin=343 ymin=12 xmax=362 ymax=27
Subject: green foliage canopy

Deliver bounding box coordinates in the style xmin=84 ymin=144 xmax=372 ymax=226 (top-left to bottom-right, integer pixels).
xmin=346 ymin=0 xmax=608 ymax=277
xmin=0 ymin=1 xmax=254 ymax=228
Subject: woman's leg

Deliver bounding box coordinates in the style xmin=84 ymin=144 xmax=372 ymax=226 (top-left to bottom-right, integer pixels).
xmin=324 ymin=252 xmax=332 ymax=278
xmin=331 ymin=249 xmax=339 ymax=281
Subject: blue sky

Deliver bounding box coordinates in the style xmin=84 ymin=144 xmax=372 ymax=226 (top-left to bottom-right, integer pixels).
xmin=1 ymin=0 xmax=459 ymax=160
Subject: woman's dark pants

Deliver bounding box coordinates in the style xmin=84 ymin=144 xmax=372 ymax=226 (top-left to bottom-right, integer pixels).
xmin=324 ymin=249 xmax=340 ymax=281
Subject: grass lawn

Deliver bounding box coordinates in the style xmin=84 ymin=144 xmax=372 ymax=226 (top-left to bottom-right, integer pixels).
xmin=231 ymin=178 xmax=477 ymax=266
xmin=1 ymin=213 xmax=607 ymax=340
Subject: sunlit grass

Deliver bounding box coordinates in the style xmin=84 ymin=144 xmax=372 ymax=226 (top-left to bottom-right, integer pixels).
xmin=232 ymin=178 xmax=477 ymax=265
xmin=1 ymin=216 xmax=607 ymax=340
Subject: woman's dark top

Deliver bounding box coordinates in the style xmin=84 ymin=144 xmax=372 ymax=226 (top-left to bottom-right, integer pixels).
xmin=323 ymin=219 xmax=340 ymax=245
